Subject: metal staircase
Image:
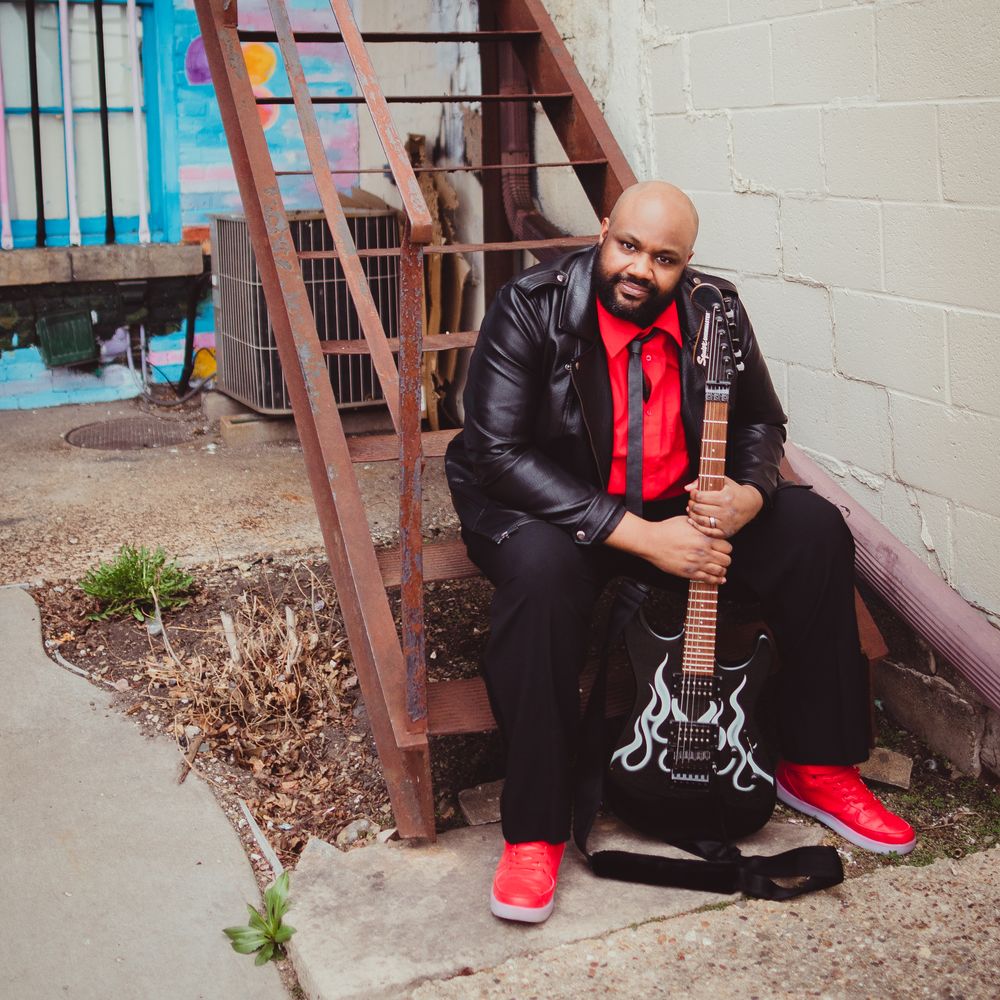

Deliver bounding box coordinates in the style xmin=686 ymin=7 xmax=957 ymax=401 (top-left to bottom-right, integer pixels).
xmin=193 ymin=0 xmax=640 ymax=840
xmin=193 ymin=0 xmax=886 ymax=841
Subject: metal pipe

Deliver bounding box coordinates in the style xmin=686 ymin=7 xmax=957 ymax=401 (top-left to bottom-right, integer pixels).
xmin=126 ymin=0 xmax=150 ymax=243
xmin=177 ymin=270 xmax=210 ymax=395
xmin=93 ymin=0 xmax=116 ymax=244
xmin=496 ymin=40 xmax=562 ymax=259
xmin=57 ymin=0 xmax=81 ymax=245
xmin=25 ymin=0 xmax=46 ymax=247
xmin=784 ymin=443 xmax=1000 ymax=715
xmin=0 ymin=52 xmax=13 ymax=249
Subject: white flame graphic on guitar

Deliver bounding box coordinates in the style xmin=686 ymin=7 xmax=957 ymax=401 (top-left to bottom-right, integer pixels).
xmin=610 ymin=650 xmax=773 ymax=792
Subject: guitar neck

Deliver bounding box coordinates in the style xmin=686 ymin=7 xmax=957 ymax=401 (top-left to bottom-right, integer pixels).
xmin=682 ymin=397 xmax=729 ymax=676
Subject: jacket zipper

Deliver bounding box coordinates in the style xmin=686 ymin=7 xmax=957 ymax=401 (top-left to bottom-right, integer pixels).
xmin=568 ymin=362 xmax=606 ymax=487
xmin=496 ymin=515 xmax=532 ymax=544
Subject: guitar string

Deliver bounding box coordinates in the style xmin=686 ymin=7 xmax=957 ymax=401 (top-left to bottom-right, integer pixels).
xmin=680 ymin=303 xmax=726 ymax=775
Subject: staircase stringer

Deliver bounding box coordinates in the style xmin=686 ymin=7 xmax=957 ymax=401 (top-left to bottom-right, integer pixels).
xmin=193 ymin=0 xmax=435 ymax=840
xmin=496 ymin=0 xmax=638 ymax=219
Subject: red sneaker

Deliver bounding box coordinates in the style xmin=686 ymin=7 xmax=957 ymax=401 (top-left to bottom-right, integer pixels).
xmin=490 ymin=840 xmax=566 ymax=923
xmin=777 ymin=761 xmax=916 ymax=855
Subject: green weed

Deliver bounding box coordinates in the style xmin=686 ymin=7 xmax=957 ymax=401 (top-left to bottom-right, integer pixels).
xmin=224 ymin=872 xmax=296 ymax=966
xmin=79 ymin=544 xmax=195 ymax=621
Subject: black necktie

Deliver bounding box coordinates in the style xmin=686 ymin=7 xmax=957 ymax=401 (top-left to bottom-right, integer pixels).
xmin=625 ymin=330 xmax=659 ymax=517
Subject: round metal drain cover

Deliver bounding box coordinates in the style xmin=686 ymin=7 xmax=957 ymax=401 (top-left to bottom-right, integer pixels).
xmin=66 ymin=416 xmax=194 ymax=450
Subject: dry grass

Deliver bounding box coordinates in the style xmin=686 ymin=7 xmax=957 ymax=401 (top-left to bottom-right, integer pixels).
xmin=115 ymin=565 xmax=392 ymax=862
xmin=160 ymin=587 xmax=350 ymax=772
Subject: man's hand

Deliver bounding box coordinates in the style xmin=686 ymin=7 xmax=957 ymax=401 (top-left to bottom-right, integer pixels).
xmin=605 ymin=513 xmax=733 ymax=585
xmin=685 ymin=477 xmax=763 ymax=539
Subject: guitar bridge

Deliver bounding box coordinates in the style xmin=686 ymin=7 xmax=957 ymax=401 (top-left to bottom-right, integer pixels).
xmin=668 ymin=721 xmax=717 ymax=785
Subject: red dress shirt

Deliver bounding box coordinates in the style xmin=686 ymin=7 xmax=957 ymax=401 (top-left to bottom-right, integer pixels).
xmin=596 ymin=297 xmax=689 ymax=501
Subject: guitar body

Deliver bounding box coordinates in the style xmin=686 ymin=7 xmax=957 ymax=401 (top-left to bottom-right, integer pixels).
xmin=607 ymin=610 xmax=776 ymax=843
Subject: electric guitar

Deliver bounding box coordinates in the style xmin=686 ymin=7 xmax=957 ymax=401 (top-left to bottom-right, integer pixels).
xmin=606 ymin=282 xmax=776 ymax=843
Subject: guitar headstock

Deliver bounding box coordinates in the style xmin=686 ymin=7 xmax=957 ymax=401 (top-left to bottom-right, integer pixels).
xmin=689 ymin=281 xmax=744 ymax=392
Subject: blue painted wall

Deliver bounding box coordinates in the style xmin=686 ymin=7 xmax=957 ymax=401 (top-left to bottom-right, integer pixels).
xmin=0 ymin=0 xmax=360 ymax=409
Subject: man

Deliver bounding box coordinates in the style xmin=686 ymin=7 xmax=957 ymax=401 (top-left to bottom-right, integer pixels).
xmin=445 ymin=181 xmax=913 ymax=924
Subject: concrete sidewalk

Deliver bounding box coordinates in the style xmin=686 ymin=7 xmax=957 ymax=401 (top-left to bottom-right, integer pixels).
xmin=0 ymin=585 xmax=285 ymax=1000
xmin=287 ymin=817 xmax=1000 ymax=1000
xmin=287 ymin=808 xmax=826 ymax=998
xmin=413 ymin=846 xmax=1000 ymax=999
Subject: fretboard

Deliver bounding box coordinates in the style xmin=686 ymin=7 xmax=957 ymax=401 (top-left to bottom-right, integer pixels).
xmin=681 ymin=398 xmax=729 ymax=676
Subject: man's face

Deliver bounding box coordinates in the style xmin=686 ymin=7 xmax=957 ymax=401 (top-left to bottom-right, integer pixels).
xmin=594 ymin=212 xmax=693 ymax=328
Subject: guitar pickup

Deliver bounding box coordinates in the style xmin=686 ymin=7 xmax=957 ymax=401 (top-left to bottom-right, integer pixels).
xmin=670 ymin=674 xmax=720 ymax=701
xmin=668 ymin=721 xmax=718 ymax=784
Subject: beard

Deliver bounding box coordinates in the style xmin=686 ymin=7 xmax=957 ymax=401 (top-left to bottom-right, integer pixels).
xmin=594 ymin=247 xmax=680 ymax=329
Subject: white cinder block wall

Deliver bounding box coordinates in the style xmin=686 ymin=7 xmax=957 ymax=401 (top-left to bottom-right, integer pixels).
xmin=541 ymin=0 xmax=1000 ymax=624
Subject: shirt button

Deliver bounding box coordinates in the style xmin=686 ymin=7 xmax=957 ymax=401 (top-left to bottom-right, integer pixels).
xmin=645 ymin=354 xmax=652 ymax=362
xmin=576 ymin=530 xmax=586 ymax=541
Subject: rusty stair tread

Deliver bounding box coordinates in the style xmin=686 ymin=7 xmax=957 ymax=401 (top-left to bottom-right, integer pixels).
xmin=299 ymin=236 xmax=596 ymax=260
xmin=426 ymin=657 xmax=633 ymax=736
xmin=347 ymin=428 xmax=459 ymax=463
xmin=258 ymin=93 xmax=574 ymax=106
xmin=377 ymin=538 xmax=478 ymax=588
xmin=320 ymin=331 xmax=478 ymax=355
xmin=276 ymin=158 xmax=609 ymax=177
xmin=238 ymin=30 xmax=542 ymax=43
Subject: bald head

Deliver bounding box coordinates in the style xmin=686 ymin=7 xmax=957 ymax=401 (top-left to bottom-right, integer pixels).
xmin=594 ymin=181 xmax=698 ymax=327
xmin=607 ymin=181 xmax=699 ymax=257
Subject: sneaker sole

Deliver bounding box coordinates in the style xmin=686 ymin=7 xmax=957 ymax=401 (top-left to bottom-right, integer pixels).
xmin=777 ymin=779 xmax=916 ymax=856
xmin=490 ymin=891 xmax=555 ymax=924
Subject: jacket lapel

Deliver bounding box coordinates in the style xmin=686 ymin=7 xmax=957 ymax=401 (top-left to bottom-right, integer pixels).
xmin=572 ymin=343 xmax=613 ymax=483
xmin=562 ymin=246 xmax=613 ymax=483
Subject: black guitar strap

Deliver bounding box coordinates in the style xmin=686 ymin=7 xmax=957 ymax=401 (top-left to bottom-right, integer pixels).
xmin=571 ymin=579 xmax=845 ymax=900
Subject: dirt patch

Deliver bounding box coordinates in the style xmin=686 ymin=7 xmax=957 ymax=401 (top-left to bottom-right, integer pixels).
xmin=34 ymin=556 xmax=503 ymax=869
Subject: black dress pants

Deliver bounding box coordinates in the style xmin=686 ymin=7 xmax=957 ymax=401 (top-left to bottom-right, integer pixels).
xmin=462 ymin=486 xmax=872 ymax=845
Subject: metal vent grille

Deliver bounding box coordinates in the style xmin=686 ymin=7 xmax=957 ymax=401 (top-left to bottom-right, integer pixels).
xmin=211 ymin=210 xmax=401 ymax=415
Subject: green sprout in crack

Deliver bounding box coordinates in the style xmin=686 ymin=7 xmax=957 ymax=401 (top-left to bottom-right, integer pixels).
xmin=224 ymin=872 xmax=296 ymax=966
xmin=79 ymin=544 xmax=195 ymax=622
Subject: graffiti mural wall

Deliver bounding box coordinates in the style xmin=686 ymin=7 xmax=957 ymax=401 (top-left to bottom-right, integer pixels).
xmin=174 ymin=0 xmax=359 ymax=242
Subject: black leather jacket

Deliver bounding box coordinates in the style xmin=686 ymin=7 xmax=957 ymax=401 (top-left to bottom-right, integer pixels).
xmin=445 ymin=244 xmax=787 ymax=546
